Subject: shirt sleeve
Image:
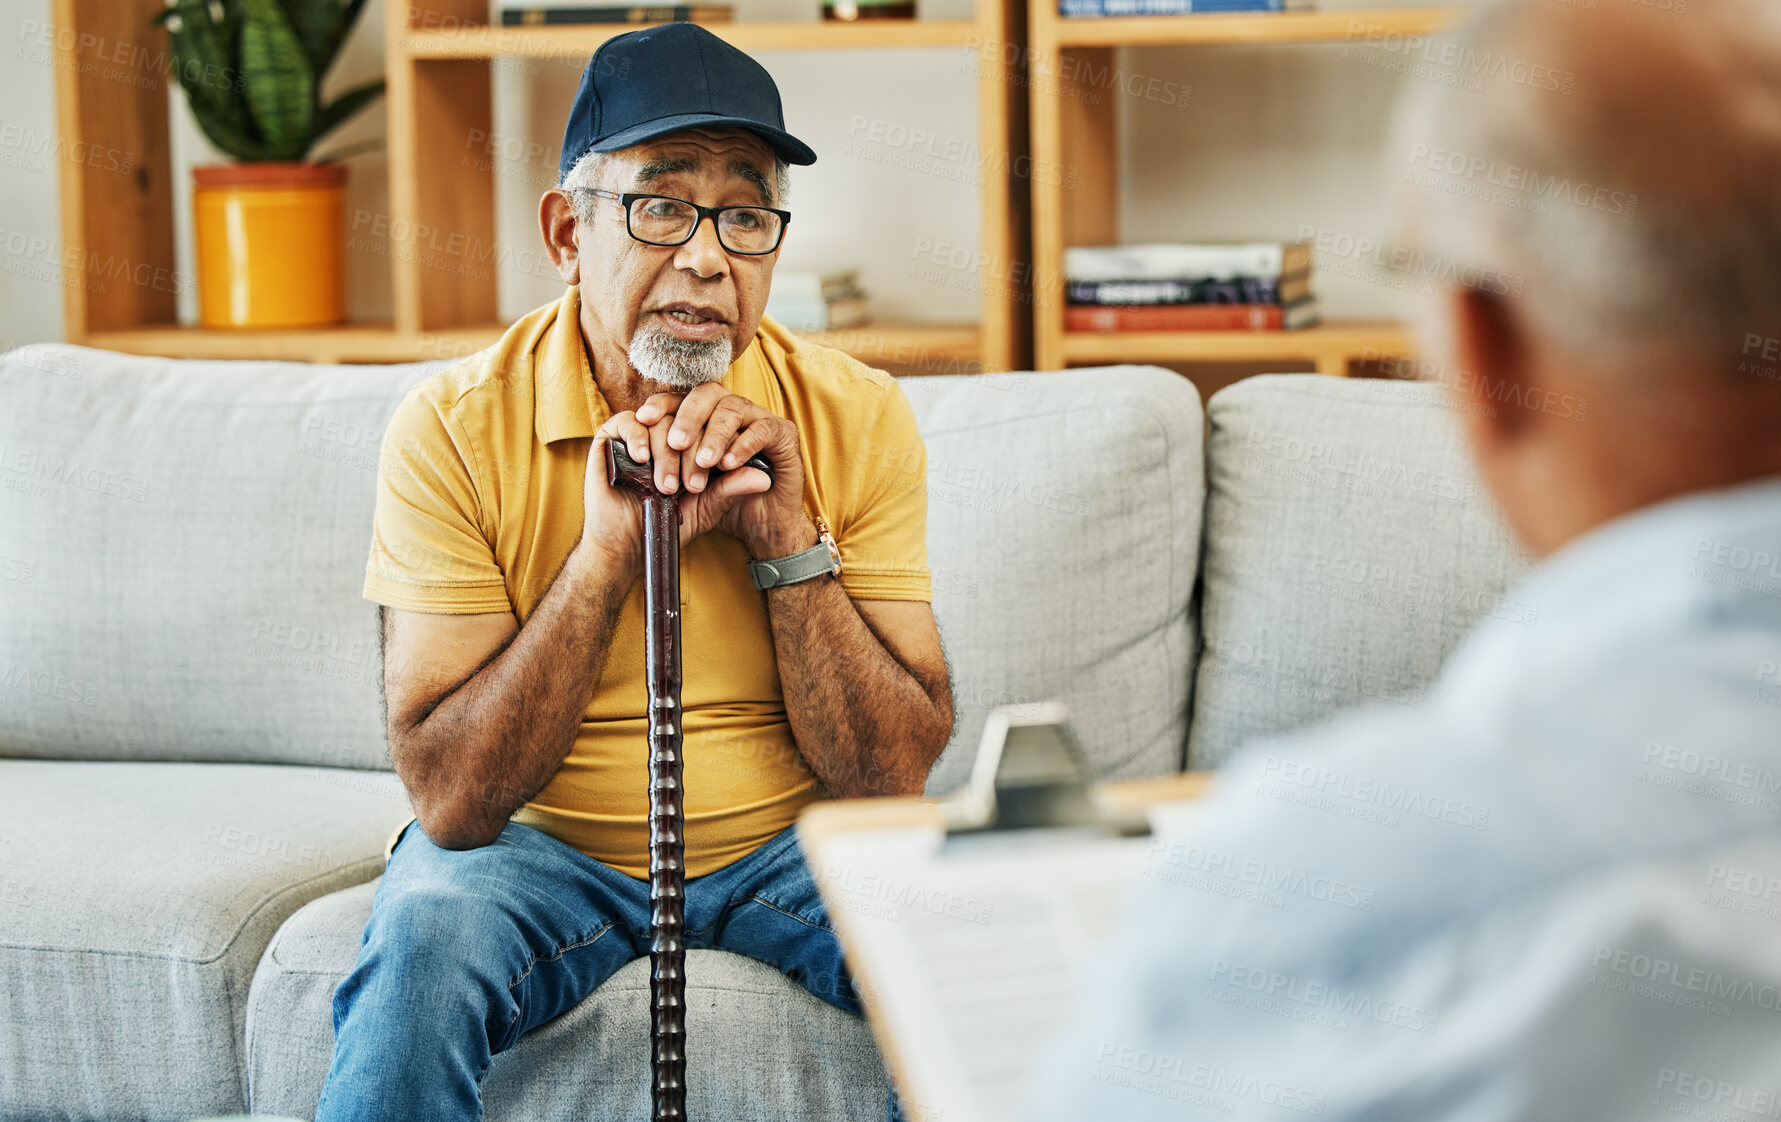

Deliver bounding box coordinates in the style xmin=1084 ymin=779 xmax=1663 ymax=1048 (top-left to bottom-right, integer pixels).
xmin=836 ymin=378 xmax=932 ymax=603
xmin=362 ymin=388 xmax=513 ymax=614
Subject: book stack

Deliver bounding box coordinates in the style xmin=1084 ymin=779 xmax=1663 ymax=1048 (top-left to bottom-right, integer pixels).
xmin=500 ymin=4 xmax=734 ymax=26
xmin=1059 ymin=0 xmax=1312 ymax=17
xmin=766 ymin=270 xmax=870 ymax=331
xmin=1063 ymin=241 xmax=1321 ymax=333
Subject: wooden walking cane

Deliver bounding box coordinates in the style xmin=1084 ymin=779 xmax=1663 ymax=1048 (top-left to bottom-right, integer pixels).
xmin=605 ymin=439 xmax=772 ymax=1122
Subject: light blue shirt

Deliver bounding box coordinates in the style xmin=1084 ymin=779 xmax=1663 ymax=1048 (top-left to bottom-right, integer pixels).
xmin=1031 ymin=475 xmax=1781 ymax=1121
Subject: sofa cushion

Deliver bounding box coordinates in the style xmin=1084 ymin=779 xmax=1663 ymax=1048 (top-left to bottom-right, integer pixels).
xmin=0 ymin=343 xmax=439 ymax=767
xmin=1187 ymin=375 xmax=1532 ymax=768
xmin=899 ymin=366 xmax=1204 ymax=792
xmin=245 ymin=880 xmax=887 ymax=1121
xmin=0 ymin=759 xmax=410 ymax=1121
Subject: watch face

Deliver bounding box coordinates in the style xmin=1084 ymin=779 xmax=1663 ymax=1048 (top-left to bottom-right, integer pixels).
xmin=823 ymin=533 xmax=842 ymax=573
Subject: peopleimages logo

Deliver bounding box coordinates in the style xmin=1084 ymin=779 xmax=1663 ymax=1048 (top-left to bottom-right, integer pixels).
xmin=1694 ymin=539 xmax=1781 ymax=581
xmin=1406 ymin=145 xmax=1639 ymax=217
xmin=1642 ymin=741 xmax=1781 ymax=796
xmin=0 ymin=663 xmax=98 ymax=707
xmin=1243 ymin=426 xmax=1482 ymax=504
xmin=0 ymin=442 xmax=150 ymax=503
xmin=1705 ymin=864 xmax=1781 ymax=902
xmin=821 ymin=865 xmax=995 ymax=925
xmin=1257 ymin=757 xmax=1491 ymax=831
xmin=1594 ymin=946 xmax=1781 ymax=1014
xmin=1144 ymin=837 xmax=1376 ymax=911
xmin=1655 ymin=1069 xmax=1781 ymax=1115
xmin=1342 ymin=23 xmax=1576 ymax=93
xmin=1094 ymin=1045 xmax=1327 ymax=1115
xmin=1209 ymin=960 xmax=1441 ymax=1034
xmin=1297 ymin=225 xmax=1525 ymax=298
xmin=1207 ymin=638 xmax=1427 ymax=709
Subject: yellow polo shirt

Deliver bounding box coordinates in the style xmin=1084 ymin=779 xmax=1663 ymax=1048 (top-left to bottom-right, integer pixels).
xmin=364 ymin=286 xmax=931 ymax=878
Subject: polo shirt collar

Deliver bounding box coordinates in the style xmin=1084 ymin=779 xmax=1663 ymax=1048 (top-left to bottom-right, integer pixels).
xmin=533 ymin=286 xmax=608 ymax=446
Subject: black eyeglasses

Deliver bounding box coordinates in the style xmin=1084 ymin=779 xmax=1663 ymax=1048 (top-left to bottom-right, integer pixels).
xmin=583 ymin=190 xmax=790 ymax=255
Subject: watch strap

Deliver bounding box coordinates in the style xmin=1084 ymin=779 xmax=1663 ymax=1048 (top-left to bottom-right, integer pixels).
xmin=749 ymin=536 xmax=840 ymax=590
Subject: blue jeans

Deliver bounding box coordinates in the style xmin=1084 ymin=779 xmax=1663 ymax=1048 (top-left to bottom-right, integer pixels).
xmin=315 ymin=819 xmax=899 ymax=1121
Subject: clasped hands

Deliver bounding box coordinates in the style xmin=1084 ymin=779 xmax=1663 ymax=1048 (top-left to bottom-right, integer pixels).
xmin=583 ymin=383 xmax=815 ymax=568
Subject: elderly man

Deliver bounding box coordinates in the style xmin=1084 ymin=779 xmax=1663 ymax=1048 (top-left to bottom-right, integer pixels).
xmin=1034 ymin=0 xmax=1781 ymax=1117
xmin=313 ymin=24 xmax=953 ymax=1121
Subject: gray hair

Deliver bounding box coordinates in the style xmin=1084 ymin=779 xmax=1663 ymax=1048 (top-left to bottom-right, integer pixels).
xmin=1390 ymin=0 xmax=1781 ymax=377
xmin=559 ymin=145 xmax=789 ymax=229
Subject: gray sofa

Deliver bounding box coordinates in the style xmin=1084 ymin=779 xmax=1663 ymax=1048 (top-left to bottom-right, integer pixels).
xmin=0 ymin=343 xmax=1529 ymax=1121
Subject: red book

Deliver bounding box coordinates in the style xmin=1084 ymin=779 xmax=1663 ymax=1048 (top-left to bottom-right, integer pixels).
xmin=1064 ymin=301 xmax=1320 ymax=332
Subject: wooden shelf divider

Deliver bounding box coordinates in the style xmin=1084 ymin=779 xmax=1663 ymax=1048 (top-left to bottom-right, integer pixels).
xmin=51 ymin=0 xmax=178 ymax=338
xmin=1062 ymin=319 xmax=1412 ymax=377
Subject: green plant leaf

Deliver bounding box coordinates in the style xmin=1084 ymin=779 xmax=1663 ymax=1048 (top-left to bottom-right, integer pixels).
xmin=155 ymin=0 xmax=243 ymax=126
xmin=159 ymin=0 xmax=375 ymax=163
xmin=311 ymin=79 xmax=384 ymax=145
xmin=239 ymin=0 xmax=315 ymax=160
xmin=188 ymin=94 xmax=278 ymax=161
xmin=276 ymin=0 xmax=344 ymax=77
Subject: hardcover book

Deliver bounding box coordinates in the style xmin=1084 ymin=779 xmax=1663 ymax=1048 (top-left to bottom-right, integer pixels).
xmin=1066 ymin=241 xmax=1314 ymax=282
xmin=500 ymin=5 xmax=735 ymax=25
xmin=766 ymin=294 xmax=871 ymax=332
xmin=1059 ymin=0 xmax=1313 ymax=16
xmin=1063 ymin=299 xmax=1322 ymax=332
xmin=1066 ymin=274 xmax=1312 ymax=306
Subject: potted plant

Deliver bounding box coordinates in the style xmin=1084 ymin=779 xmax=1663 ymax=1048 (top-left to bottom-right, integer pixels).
xmin=154 ymin=0 xmax=384 ymax=329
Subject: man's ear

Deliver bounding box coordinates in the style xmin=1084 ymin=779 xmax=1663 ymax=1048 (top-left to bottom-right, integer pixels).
xmin=1447 ymin=284 xmax=1533 ymax=454
xmin=539 ymin=189 xmax=581 ymax=285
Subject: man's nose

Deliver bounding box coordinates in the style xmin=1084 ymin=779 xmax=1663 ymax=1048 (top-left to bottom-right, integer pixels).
xmin=673 ymin=215 xmax=729 ymax=279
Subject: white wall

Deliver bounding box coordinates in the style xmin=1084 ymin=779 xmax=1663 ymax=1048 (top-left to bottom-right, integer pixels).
xmin=0 ymin=0 xmax=1485 ymax=347
xmin=2 ymin=0 xmax=74 ymax=349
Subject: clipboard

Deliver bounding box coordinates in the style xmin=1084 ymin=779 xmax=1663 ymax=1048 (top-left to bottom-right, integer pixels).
xmin=798 ymin=704 xmax=1212 ymax=1122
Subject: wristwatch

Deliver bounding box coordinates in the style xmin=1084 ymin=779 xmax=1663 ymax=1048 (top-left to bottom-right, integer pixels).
xmin=748 ymin=517 xmax=842 ymax=590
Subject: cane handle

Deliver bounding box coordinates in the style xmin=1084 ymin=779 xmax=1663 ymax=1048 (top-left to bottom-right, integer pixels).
xmin=606 ymin=440 xmax=773 ymax=494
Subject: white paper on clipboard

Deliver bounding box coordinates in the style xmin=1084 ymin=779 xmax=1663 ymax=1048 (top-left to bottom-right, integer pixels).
xmin=809 ymin=800 xmax=1207 ymax=1122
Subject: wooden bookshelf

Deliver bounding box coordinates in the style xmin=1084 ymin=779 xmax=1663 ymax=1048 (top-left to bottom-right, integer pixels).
xmin=53 ymin=0 xmax=1456 ymax=375
xmin=52 ymin=1 xmax=1029 ymax=372
xmin=1026 ymin=5 xmax=1464 ymax=372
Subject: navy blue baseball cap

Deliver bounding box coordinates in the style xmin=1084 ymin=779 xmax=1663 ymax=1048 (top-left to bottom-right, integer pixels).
xmin=558 ymin=23 xmax=818 ymax=182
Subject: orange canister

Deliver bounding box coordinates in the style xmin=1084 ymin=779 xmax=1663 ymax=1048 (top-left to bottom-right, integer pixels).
xmin=193 ymin=162 xmax=347 ymax=328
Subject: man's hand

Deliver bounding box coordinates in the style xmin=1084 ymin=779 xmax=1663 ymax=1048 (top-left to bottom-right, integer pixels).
xmin=589 ymin=384 xmax=812 ymax=562
xmin=591 ymin=383 xmax=952 ymax=809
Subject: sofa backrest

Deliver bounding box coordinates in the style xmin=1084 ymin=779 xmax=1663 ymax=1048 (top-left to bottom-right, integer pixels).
xmin=900 ymin=366 xmax=1204 ymax=793
xmin=1187 ymin=375 xmax=1533 ymax=768
xmin=1 ymin=346 xmax=1204 ymax=787
xmin=0 ymin=344 xmax=439 ymax=768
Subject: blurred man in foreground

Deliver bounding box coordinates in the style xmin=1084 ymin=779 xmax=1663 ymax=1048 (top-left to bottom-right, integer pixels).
xmin=1034 ymin=0 xmax=1781 ymax=1116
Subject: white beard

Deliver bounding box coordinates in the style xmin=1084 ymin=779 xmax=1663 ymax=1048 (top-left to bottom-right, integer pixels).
xmin=627 ymin=320 xmax=733 ymax=390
